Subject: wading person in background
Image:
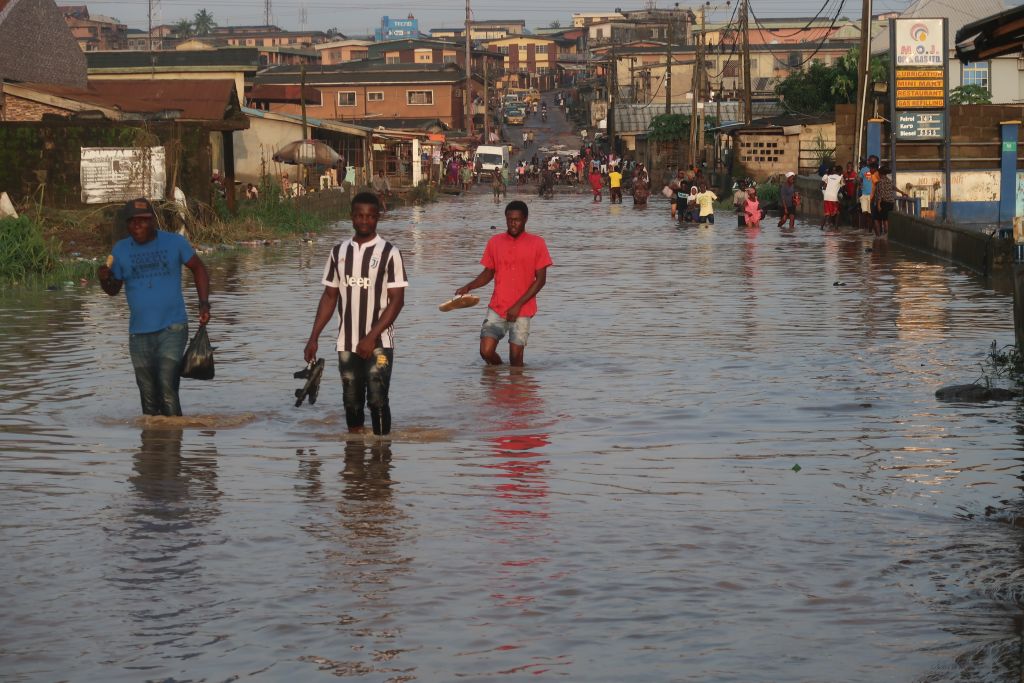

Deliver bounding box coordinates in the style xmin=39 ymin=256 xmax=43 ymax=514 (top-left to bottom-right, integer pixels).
xmin=821 ymin=164 xmax=843 ymax=230
xmin=778 ymin=172 xmax=799 ymax=229
xmin=871 ymin=165 xmax=903 ymax=237
xmin=455 ymin=200 xmax=553 ymax=367
xmin=371 ymin=169 xmax=391 ymax=211
xmin=304 ymin=192 xmax=408 ymax=436
xmin=97 ymin=198 xmax=211 ymax=416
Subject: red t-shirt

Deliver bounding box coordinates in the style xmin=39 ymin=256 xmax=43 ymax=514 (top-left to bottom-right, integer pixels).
xmin=481 ymin=231 xmax=553 ymax=318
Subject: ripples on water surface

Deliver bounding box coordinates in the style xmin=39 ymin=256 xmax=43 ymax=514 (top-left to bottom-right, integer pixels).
xmin=3 ymin=192 xmax=1024 ymax=682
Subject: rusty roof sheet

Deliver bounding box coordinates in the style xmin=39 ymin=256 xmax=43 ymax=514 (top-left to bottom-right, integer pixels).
xmin=11 ymin=79 xmax=241 ymax=121
xmin=246 ymin=84 xmax=320 ymax=103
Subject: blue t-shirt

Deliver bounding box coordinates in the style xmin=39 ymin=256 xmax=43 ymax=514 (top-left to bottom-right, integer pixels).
xmin=859 ymin=166 xmax=873 ymax=196
xmin=111 ymin=230 xmax=195 ymax=334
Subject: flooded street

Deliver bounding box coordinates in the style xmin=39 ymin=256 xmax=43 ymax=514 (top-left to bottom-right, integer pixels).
xmin=3 ymin=191 xmax=1024 ymax=681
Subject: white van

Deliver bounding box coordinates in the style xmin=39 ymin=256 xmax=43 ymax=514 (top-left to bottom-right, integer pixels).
xmin=473 ymin=145 xmax=510 ymax=180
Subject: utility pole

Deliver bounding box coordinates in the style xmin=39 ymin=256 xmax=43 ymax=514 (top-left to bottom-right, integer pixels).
xmin=853 ymin=0 xmax=873 ymax=164
xmin=608 ymin=43 xmax=617 ymax=153
xmin=464 ymin=0 xmax=474 ymax=137
xmin=264 ymin=0 xmax=271 ymax=26
xmin=690 ymin=7 xmax=705 ymax=166
xmin=665 ymin=8 xmax=674 ymax=114
xmin=483 ymin=60 xmax=490 ymax=142
xmin=300 ymin=65 xmax=309 ymax=190
xmin=740 ymin=0 xmax=752 ymax=124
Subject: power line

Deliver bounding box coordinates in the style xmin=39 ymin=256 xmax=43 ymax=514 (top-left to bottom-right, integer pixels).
xmin=748 ymin=0 xmax=848 ymax=71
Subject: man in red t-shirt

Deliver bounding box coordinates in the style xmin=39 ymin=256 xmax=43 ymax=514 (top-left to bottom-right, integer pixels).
xmin=455 ymin=200 xmax=553 ymax=366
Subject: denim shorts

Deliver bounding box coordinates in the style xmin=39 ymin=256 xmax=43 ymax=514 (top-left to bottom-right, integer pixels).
xmin=481 ymin=307 xmax=532 ymax=347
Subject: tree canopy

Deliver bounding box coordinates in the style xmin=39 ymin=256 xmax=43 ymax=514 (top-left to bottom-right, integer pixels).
xmin=192 ymin=10 xmax=217 ymax=37
xmin=774 ymin=48 xmax=888 ymax=116
xmin=949 ymin=85 xmax=992 ymax=105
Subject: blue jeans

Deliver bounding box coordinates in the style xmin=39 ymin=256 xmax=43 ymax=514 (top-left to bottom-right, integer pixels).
xmin=338 ymin=348 xmax=394 ymax=435
xmin=128 ymin=322 xmax=188 ymax=416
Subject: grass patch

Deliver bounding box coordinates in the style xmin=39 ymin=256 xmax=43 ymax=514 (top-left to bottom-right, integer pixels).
xmin=0 ymin=215 xmax=97 ymax=287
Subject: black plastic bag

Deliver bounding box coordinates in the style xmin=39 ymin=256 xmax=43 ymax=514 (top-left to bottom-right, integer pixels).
xmin=181 ymin=325 xmax=215 ymax=380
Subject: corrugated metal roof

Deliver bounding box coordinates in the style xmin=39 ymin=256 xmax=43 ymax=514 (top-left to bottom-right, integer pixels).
xmin=247 ymin=84 xmax=320 ymax=103
xmin=86 ymin=47 xmax=260 ymax=70
xmin=257 ymin=64 xmax=466 ymax=85
xmin=14 ymin=79 xmax=242 ymax=121
xmin=870 ymin=0 xmax=1006 ymax=55
xmin=613 ymin=101 xmax=784 ymax=134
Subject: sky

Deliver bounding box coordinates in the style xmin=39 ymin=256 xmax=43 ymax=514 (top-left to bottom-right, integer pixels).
xmin=86 ymin=0 xmax=923 ymax=36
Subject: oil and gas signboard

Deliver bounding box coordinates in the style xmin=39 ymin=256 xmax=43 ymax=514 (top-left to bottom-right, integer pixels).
xmin=891 ymin=18 xmax=948 ymax=142
xmin=896 ymin=111 xmax=945 ymax=140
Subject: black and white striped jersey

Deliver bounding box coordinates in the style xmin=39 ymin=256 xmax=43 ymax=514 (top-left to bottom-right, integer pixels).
xmin=321 ymin=236 xmax=408 ymax=351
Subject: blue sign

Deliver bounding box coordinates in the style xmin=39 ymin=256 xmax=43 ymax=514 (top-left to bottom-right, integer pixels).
xmin=896 ymin=111 xmax=945 ymax=140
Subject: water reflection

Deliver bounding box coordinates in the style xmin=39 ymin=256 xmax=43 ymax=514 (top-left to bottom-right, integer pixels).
xmin=107 ymin=429 xmax=222 ymax=666
xmin=295 ymin=440 xmax=415 ymax=679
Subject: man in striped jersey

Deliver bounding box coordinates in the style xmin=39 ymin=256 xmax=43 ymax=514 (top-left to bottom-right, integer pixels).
xmin=304 ymin=192 xmax=408 ymax=436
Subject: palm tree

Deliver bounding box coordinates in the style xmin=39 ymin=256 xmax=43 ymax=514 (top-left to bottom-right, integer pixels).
xmin=192 ymin=10 xmax=217 ymax=37
xmin=171 ymin=18 xmax=194 ymax=38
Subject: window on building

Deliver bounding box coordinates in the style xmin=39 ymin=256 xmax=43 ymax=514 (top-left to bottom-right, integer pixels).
xmin=724 ymin=63 xmax=738 ymax=77
xmin=596 ymin=28 xmax=605 ymax=39
xmin=386 ymin=55 xmax=401 ymax=64
xmin=443 ymin=54 xmax=457 ymax=63
xmin=498 ymin=46 xmax=509 ymax=55
xmin=337 ymin=91 xmax=357 ymax=106
xmin=787 ymin=51 xmax=801 ymax=68
xmin=407 ymin=90 xmax=433 ymax=105
xmin=368 ymin=91 xmax=384 ymax=101
xmin=536 ymin=44 xmax=548 ymax=54
xmin=962 ymin=61 xmax=990 ymax=89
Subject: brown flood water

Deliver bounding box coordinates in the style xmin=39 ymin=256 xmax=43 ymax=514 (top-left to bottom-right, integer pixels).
xmin=2 ymin=191 xmax=1024 ymax=682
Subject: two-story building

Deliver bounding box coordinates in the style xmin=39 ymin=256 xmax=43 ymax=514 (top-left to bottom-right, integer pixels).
xmin=125 ymin=24 xmax=180 ymax=51
xmin=253 ymin=62 xmax=478 ymax=131
xmin=365 ymin=38 xmax=503 ymax=77
xmin=214 ymin=26 xmax=331 ymax=48
xmin=482 ymin=35 xmax=560 ymax=90
xmin=59 ymin=5 xmax=126 ymax=50
xmin=429 ymin=19 xmax=526 ymax=41
xmin=316 ymin=39 xmax=373 ymax=65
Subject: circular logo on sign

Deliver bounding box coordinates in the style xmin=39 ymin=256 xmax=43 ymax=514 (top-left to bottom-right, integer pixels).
xmin=910 ymin=23 xmax=929 ymax=42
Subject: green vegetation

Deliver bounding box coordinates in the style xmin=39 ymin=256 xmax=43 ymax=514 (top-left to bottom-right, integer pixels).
xmin=648 ymin=114 xmax=719 ymax=143
xmin=0 ymin=216 xmax=94 ymax=286
xmin=755 ymin=182 xmax=780 ymax=208
xmin=981 ymin=341 xmax=1024 ymax=388
xmin=775 ymin=48 xmax=889 ymax=116
xmin=950 ymin=85 xmax=992 ymax=105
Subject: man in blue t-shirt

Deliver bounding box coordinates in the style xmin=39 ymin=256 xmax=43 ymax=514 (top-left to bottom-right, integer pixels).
xmin=97 ymin=198 xmax=211 ymax=416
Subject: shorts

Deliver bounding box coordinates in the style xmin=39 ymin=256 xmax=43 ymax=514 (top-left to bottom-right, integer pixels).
xmin=859 ymin=195 xmax=872 ymax=213
xmin=481 ymin=307 xmax=532 ymax=347
xmin=699 ymin=213 xmax=715 ymax=224
xmin=873 ymin=200 xmax=894 ymax=220
xmin=824 ymin=200 xmax=839 ymax=216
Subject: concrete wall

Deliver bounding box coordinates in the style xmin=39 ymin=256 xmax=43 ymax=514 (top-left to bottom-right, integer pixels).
xmin=794 ymin=174 xmax=1013 ymax=275
xmin=889 ymin=212 xmax=1013 ymax=275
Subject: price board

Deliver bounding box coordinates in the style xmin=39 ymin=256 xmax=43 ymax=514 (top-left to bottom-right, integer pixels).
xmin=895 ymin=111 xmax=945 ymax=140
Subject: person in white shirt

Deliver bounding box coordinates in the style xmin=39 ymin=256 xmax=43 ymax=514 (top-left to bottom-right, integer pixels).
xmin=820 ymin=165 xmax=844 ymax=230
